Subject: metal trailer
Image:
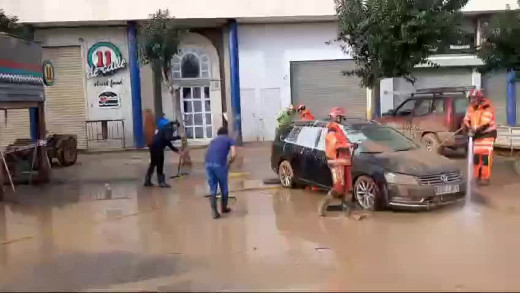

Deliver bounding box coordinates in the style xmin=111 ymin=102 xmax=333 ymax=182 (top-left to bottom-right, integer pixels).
xmin=0 ymin=33 xmax=51 ymax=198
xmin=495 ymin=125 xmax=520 ymax=174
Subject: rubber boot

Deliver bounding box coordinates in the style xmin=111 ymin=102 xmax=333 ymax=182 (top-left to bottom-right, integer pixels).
xmin=158 ymin=174 xmax=171 ymax=188
xmin=221 ymin=195 xmax=231 ymax=214
xmin=210 ymin=196 xmax=220 ymax=219
xmin=341 ymin=198 xmax=352 ymax=217
xmin=144 ymin=170 xmax=154 ymax=187
xmin=318 ymin=191 xmax=334 ymax=217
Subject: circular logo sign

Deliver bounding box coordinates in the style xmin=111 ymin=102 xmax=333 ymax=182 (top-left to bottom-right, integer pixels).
xmin=87 ymin=42 xmax=126 ymax=79
xmin=42 ymin=60 xmax=55 ymax=86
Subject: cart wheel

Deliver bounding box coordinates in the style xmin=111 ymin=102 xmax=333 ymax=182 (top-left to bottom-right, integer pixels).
xmin=58 ymin=137 xmax=78 ymax=166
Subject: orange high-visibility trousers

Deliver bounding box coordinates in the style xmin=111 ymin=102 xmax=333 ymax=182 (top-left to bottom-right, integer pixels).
xmin=330 ymin=164 xmax=352 ymax=196
xmin=473 ymin=137 xmax=494 ymax=180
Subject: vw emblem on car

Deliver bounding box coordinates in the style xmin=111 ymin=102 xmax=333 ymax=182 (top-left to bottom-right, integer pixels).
xmin=440 ymin=174 xmax=449 ymax=182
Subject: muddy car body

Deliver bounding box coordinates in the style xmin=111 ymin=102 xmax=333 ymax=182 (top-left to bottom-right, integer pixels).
xmin=376 ymin=87 xmax=471 ymax=154
xmin=271 ymin=120 xmax=466 ymax=210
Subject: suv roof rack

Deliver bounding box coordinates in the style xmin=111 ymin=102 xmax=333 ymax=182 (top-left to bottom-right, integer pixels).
xmin=412 ymin=86 xmax=476 ymax=98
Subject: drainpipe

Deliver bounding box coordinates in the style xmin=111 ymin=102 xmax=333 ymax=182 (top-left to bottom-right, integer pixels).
xmin=507 ymin=69 xmax=516 ymax=126
xmin=127 ymin=21 xmax=145 ymax=148
xmin=228 ymin=20 xmax=243 ymax=146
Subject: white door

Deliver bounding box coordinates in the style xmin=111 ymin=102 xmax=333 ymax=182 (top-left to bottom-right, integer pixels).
xmin=240 ymin=88 xmax=259 ymax=142
xmin=181 ymin=86 xmax=213 ymax=139
xmin=259 ymin=88 xmax=281 ymax=141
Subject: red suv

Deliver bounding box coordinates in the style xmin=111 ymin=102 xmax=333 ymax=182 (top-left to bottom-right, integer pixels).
xmin=376 ymin=87 xmax=471 ymax=154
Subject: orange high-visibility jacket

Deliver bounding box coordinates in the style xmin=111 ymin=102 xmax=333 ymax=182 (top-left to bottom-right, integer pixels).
xmin=463 ymin=98 xmax=497 ymax=139
xmin=325 ymin=122 xmax=351 ymax=162
xmin=300 ymin=109 xmax=315 ymax=121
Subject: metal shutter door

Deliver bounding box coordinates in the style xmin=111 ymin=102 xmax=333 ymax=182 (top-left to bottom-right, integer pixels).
xmin=42 ymin=47 xmax=87 ymax=149
xmin=393 ymin=68 xmax=473 ymax=108
xmin=291 ymin=60 xmax=366 ymax=119
xmin=0 ymin=109 xmax=30 ymax=147
xmin=482 ymin=70 xmax=520 ymax=125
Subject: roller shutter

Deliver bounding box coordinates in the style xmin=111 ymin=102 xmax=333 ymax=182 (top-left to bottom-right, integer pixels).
xmin=0 ymin=109 xmax=30 ymax=147
xmin=42 ymin=47 xmax=87 ymax=149
xmin=291 ymin=60 xmax=367 ymax=119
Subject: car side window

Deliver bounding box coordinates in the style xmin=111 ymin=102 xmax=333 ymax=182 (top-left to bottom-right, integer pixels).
xmin=395 ymin=99 xmax=416 ymax=116
xmin=414 ymin=99 xmax=433 ymax=116
xmin=295 ymin=127 xmax=321 ymax=149
xmin=432 ymin=99 xmax=446 ymax=114
xmin=284 ymin=126 xmax=302 ymax=143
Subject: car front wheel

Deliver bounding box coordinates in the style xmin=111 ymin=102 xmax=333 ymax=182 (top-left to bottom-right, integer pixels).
xmin=354 ymin=176 xmax=381 ymax=211
xmin=278 ymin=160 xmax=295 ymax=188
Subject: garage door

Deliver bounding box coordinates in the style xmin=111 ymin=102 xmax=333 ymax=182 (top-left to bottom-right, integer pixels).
xmin=482 ymin=70 xmax=520 ymax=125
xmin=393 ymin=68 xmax=473 ymax=108
xmin=291 ymin=60 xmax=367 ymax=119
xmin=42 ymin=47 xmax=87 ymax=149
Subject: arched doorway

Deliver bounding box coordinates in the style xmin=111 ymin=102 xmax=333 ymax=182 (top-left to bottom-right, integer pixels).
xmin=172 ymin=47 xmax=213 ymax=140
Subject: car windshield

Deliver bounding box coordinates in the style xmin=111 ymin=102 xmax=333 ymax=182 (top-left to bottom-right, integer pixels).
xmin=345 ymin=125 xmax=419 ymax=153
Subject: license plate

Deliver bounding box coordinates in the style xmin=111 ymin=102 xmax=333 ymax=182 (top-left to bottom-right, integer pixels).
xmin=435 ymin=185 xmax=460 ymax=195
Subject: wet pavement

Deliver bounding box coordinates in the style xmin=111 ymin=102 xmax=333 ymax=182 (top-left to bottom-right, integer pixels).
xmin=1 ymin=143 xmax=520 ymax=291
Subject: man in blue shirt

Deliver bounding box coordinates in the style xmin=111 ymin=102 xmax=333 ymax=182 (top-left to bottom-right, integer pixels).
xmin=205 ymin=127 xmax=236 ymax=219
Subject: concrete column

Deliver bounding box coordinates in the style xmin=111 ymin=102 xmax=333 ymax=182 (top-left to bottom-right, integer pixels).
xmin=127 ymin=21 xmax=144 ymax=148
xmin=380 ymin=78 xmax=394 ymax=113
xmin=472 ymin=68 xmax=482 ymax=89
xmin=507 ymin=69 xmax=517 ymax=126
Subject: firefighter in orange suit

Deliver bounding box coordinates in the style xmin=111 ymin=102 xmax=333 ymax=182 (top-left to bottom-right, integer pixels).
xmin=318 ymin=107 xmax=353 ymax=217
xmin=464 ymin=89 xmax=497 ymax=185
xmin=297 ymin=104 xmax=315 ymax=121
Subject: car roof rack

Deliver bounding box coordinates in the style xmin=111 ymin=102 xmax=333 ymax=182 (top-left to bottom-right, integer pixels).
xmin=412 ymin=86 xmax=476 ymax=98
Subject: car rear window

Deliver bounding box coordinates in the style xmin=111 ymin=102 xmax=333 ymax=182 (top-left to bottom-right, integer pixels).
xmin=295 ymin=127 xmax=321 ymax=148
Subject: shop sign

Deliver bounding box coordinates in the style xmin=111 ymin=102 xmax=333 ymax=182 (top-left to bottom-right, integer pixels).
xmin=87 ymin=42 xmax=126 ymax=79
xmin=42 ymin=60 xmax=55 ymax=86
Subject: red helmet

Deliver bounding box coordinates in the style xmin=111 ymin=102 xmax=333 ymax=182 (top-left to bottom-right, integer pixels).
xmin=468 ymin=89 xmax=485 ymax=100
xmin=297 ymin=104 xmax=306 ymax=111
xmin=329 ymin=107 xmax=346 ymax=119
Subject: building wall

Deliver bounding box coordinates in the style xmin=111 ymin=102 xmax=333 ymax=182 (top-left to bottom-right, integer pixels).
xmin=238 ymin=22 xmax=347 ymax=109
xmin=34 ymin=27 xmax=134 ymax=147
xmin=4 ymin=0 xmax=515 ymax=24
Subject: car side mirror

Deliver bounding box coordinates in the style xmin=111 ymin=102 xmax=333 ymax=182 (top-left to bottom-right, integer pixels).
xmin=382 ymin=110 xmax=395 ymax=116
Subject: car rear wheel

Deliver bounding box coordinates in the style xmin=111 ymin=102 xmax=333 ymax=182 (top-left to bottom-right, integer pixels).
xmin=354 ymin=176 xmax=380 ymax=211
xmin=421 ymin=133 xmax=441 ymax=154
xmin=278 ymin=160 xmax=295 ymax=188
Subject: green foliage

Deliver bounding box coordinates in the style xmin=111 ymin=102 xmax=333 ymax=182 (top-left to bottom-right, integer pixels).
xmin=334 ymin=0 xmax=468 ymax=88
xmin=478 ymin=1 xmax=520 ymax=72
xmin=0 ymin=9 xmax=30 ymax=39
xmin=138 ymin=9 xmax=185 ymax=80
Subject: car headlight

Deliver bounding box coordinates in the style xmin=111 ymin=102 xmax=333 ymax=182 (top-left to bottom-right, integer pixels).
xmin=384 ymin=172 xmax=419 ymax=185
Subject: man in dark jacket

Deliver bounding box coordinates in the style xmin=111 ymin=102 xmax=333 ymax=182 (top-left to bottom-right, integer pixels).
xmin=144 ymin=121 xmax=182 ymax=188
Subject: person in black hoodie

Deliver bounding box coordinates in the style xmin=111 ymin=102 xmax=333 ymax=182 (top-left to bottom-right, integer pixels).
xmin=144 ymin=121 xmax=182 ymax=188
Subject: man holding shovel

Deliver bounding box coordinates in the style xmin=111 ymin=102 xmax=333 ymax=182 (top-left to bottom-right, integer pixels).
xmin=205 ymin=127 xmax=237 ymax=219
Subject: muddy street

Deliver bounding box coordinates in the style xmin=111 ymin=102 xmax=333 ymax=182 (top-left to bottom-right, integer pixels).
xmin=0 ymin=144 xmax=520 ymax=291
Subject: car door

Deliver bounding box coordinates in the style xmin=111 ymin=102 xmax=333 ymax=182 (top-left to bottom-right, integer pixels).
xmin=408 ymin=98 xmax=434 ymax=142
xmin=306 ymin=127 xmax=333 ymax=187
xmin=294 ymin=126 xmax=322 ymax=182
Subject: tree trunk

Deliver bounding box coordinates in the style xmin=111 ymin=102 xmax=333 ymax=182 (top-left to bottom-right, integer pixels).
xmin=170 ymin=86 xmax=192 ymax=166
xmin=371 ymin=81 xmax=381 ymax=119
xmin=152 ymin=60 xmax=163 ymax=121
